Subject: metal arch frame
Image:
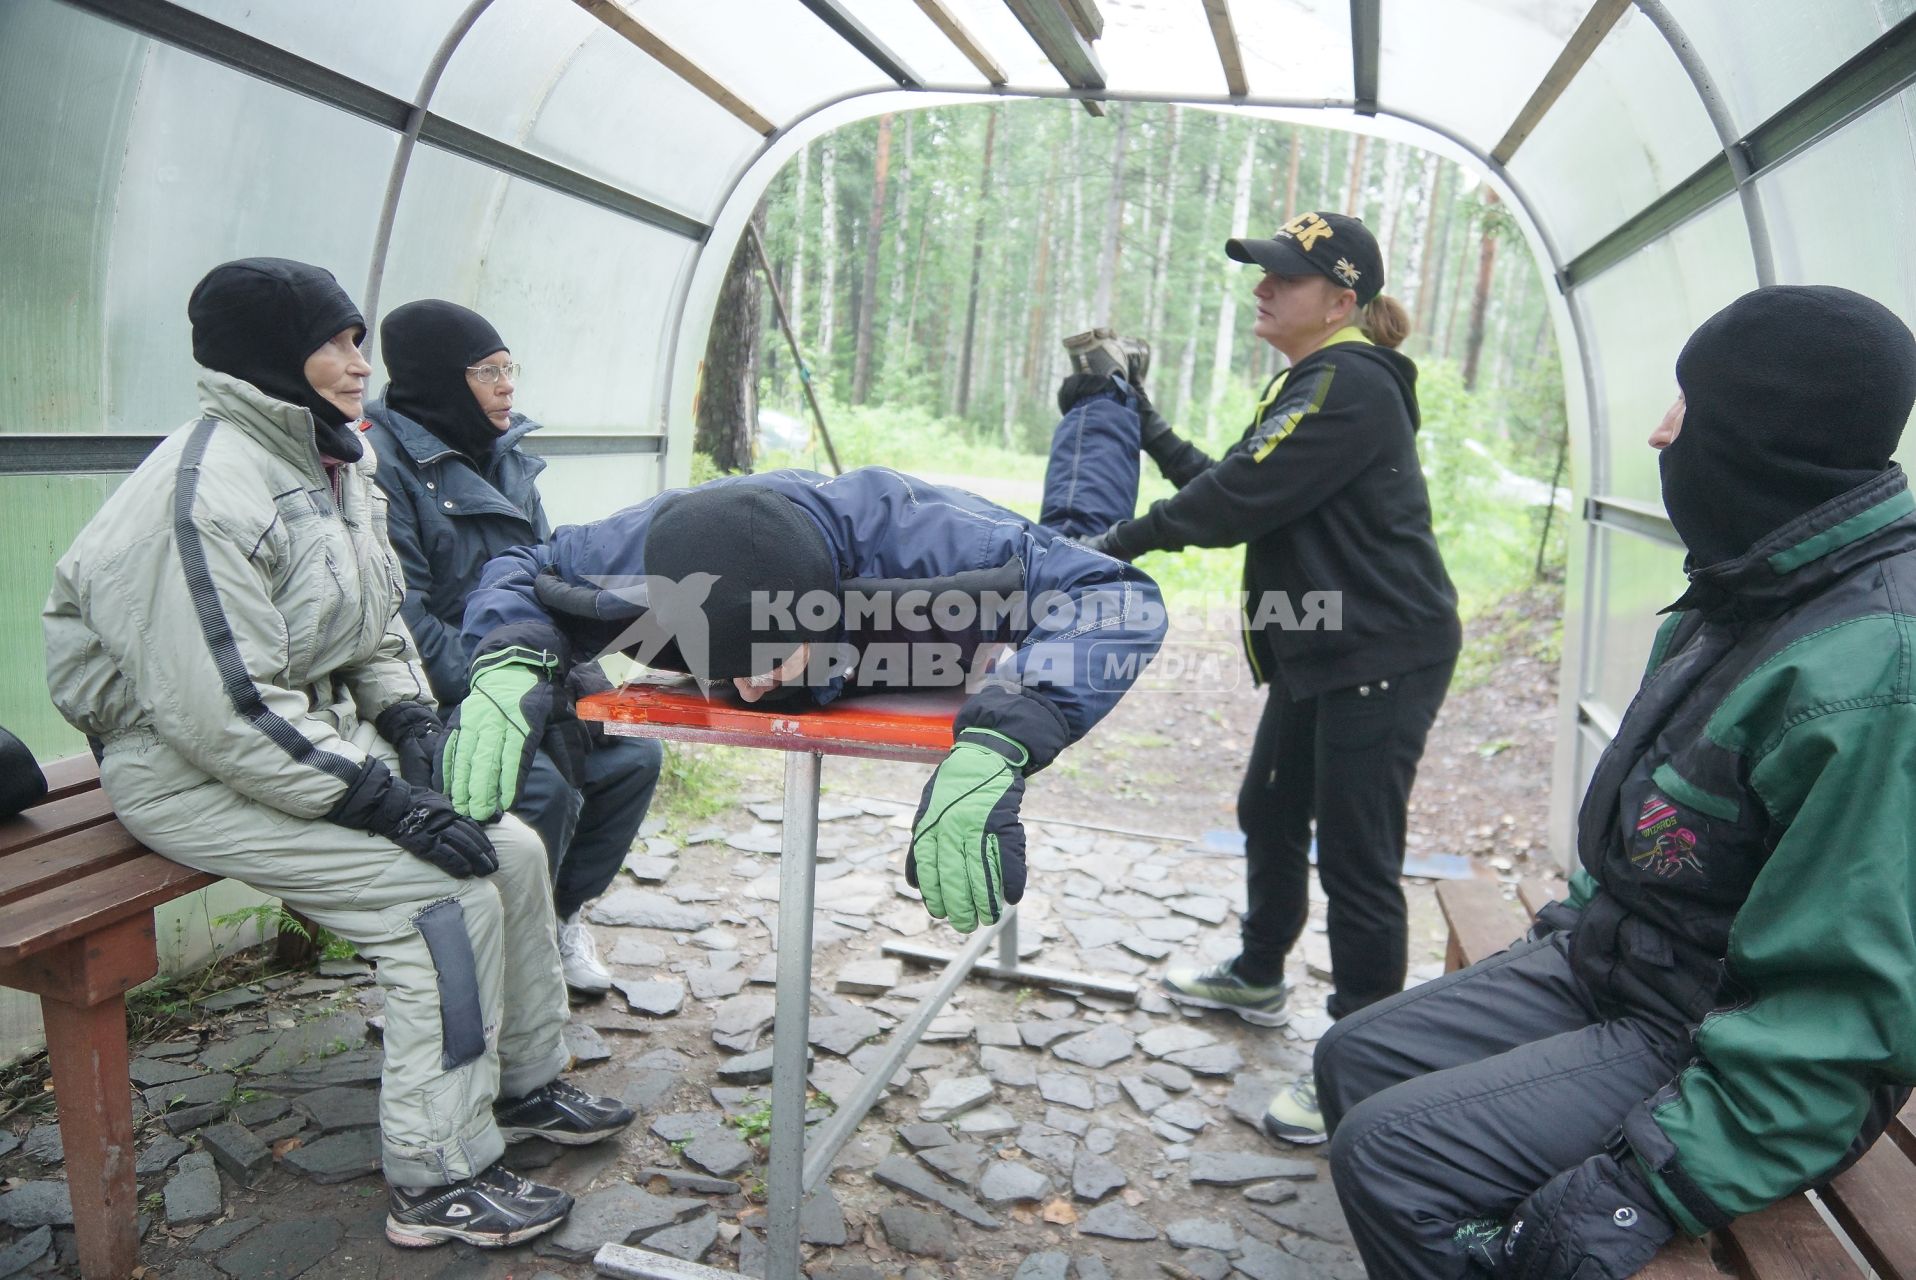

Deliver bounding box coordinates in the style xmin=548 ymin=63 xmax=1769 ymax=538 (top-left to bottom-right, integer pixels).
xmin=1629 ymin=0 xmax=1775 ymax=285
xmin=359 ymin=0 xmax=498 ymax=347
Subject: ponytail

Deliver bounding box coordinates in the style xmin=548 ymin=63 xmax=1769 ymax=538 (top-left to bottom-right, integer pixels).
xmin=1359 ymin=293 xmax=1411 ymax=349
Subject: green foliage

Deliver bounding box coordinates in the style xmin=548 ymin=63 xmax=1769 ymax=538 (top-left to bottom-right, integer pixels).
xmin=732 ymin=1099 xmax=774 ymax=1144
xmin=653 ymin=742 xmax=746 ymax=827
xmin=213 ymin=901 xmax=308 ymax=945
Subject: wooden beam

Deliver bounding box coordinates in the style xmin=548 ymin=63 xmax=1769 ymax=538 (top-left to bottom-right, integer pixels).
xmin=572 ymin=0 xmax=775 ymax=136
xmin=1060 ymin=0 xmax=1103 ymax=42
xmin=1491 ymin=0 xmax=1631 ymax=165
xmin=1349 ymin=0 xmax=1380 ymax=114
xmin=1001 ymin=0 xmax=1106 ymax=93
xmin=797 ymin=0 xmax=923 ymax=88
xmin=1201 ymin=0 xmax=1248 ymax=97
xmin=914 ymin=0 xmax=1008 ymax=85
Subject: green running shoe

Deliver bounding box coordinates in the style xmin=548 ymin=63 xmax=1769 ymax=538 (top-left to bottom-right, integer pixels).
xmin=1261 ymin=1076 xmax=1327 ymax=1146
xmin=1159 ymin=959 xmax=1291 ymax=1027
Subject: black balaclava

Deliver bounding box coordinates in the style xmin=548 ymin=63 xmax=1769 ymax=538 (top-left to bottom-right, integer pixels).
xmin=188 ymin=258 xmax=367 ymax=461
xmin=1662 ymin=284 xmax=1916 ymax=568
xmin=642 ymin=486 xmax=838 ymax=684
xmin=381 ymin=300 xmax=510 ymax=465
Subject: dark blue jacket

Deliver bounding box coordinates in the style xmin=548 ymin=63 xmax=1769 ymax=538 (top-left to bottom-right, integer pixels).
xmin=461 ymin=467 xmax=1167 ymax=769
xmin=363 ymin=397 xmax=550 ymax=706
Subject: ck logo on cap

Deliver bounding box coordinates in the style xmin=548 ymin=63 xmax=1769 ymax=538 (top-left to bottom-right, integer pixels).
xmin=1279 ymin=212 xmax=1335 ymax=251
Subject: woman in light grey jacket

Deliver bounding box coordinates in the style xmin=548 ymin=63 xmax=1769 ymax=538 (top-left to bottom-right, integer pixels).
xmin=42 ymin=258 xmax=629 ymax=1250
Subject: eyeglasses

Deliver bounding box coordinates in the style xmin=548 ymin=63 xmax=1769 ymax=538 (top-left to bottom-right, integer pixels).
xmin=466 ymin=361 xmax=521 ymax=384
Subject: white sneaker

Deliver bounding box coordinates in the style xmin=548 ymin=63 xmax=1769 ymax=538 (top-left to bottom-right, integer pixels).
xmin=557 ymin=911 xmax=612 ymax=995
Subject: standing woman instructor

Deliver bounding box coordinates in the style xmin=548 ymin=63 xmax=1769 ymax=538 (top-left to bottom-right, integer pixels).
xmin=1085 ymin=213 xmax=1460 ymax=1143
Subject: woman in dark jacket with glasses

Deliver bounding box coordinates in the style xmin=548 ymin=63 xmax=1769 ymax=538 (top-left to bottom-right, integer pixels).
xmin=363 ymin=300 xmax=660 ymax=997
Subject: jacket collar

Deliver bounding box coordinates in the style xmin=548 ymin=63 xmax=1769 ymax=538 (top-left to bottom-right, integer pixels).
xmin=366 ymin=397 xmax=543 ymax=468
xmin=196 ymin=367 xmax=343 ymax=486
xmin=1666 ymin=466 xmax=1916 ymax=621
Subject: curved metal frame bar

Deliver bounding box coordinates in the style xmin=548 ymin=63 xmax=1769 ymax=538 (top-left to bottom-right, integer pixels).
xmin=360 ymin=0 xmax=499 ymax=349
xmin=1631 ymin=0 xmax=1776 ymax=286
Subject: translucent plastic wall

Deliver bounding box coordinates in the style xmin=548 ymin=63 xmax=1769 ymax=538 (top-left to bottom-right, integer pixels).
xmin=4 ymin=0 xmax=1916 ymax=842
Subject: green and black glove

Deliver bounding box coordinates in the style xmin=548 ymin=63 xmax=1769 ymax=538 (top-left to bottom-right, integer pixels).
xmin=443 ymin=639 xmax=560 ymax=820
xmin=907 ymin=728 xmax=1030 ymax=933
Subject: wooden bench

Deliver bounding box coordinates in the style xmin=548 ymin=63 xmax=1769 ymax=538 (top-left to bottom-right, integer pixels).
xmin=1438 ymin=876 xmax=1916 ymax=1279
xmin=0 ymin=754 xmax=216 ymax=1279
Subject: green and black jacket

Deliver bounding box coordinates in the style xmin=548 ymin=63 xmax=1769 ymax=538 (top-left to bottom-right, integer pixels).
xmin=1566 ymin=466 xmax=1916 ymax=1236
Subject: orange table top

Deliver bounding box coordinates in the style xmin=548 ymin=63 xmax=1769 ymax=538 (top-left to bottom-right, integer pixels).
xmin=576 ymin=676 xmax=959 ymax=762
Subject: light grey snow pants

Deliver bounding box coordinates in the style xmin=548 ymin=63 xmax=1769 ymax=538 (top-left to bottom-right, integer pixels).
xmin=102 ymin=720 xmax=570 ymax=1188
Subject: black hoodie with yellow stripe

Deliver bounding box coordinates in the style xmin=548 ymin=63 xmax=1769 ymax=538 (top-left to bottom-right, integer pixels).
xmin=1102 ymin=332 xmax=1460 ymax=697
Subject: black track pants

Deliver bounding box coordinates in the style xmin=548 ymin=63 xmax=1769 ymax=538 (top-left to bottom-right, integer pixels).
xmin=1235 ymin=658 xmax=1453 ymax=1015
xmin=1316 ymin=932 xmax=1693 ymax=1279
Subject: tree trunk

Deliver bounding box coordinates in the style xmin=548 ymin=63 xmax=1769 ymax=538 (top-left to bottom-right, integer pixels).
xmin=1175 ymin=123 xmax=1225 ymax=423
xmin=1345 ymin=134 xmax=1369 ymax=214
xmin=1281 ymin=126 xmax=1302 ymax=218
xmin=1413 ymin=158 xmax=1445 ymax=326
xmin=1022 ymin=148 xmax=1062 ymax=406
xmin=818 ymin=137 xmax=839 ymax=383
xmin=1377 ymin=141 xmax=1406 ymax=267
xmin=956 ymin=108 xmax=998 ymax=417
xmin=851 ymin=114 xmax=894 ymax=404
xmin=1209 ymin=128 xmax=1258 ymax=424
xmin=1462 ymin=191 xmax=1500 ymax=390
xmin=1144 ymin=106 xmax=1183 ymax=347
xmin=1315 ymin=128 xmax=1332 ymax=208
xmin=1090 ymin=104 xmax=1129 ymax=327
xmin=1068 ymin=109 xmax=1085 ymax=326
xmin=1423 ymin=172 xmax=1458 ymax=347
xmin=791 ymin=145 xmax=809 ymax=349
xmin=884 ymin=115 xmax=915 ymax=362
xmin=695 ymin=203 xmax=766 ymax=472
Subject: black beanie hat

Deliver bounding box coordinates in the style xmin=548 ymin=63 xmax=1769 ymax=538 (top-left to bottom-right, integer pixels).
xmin=188 ymin=258 xmax=367 ymax=448
xmin=381 ymin=300 xmax=511 ymax=465
xmin=1662 ymin=284 xmax=1916 ymax=567
xmin=642 ymin=486 xmax=838 ymax=683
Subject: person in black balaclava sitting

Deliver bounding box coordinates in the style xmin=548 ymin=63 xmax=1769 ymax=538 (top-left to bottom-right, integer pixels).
xmin=363 ymin=300 xmax=661 ymax=998
xmin=1308 ymin=285 xmax=1916 ymax=1279
xmin=45 ymin=259 xmax=635 ymax=1251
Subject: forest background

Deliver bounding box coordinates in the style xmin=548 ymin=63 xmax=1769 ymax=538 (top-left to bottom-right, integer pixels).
xmin=691 ymin=101 xmax=1570 ymax=618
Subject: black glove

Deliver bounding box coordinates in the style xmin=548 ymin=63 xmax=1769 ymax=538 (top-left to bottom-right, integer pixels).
xmin=1496 ymin=1153 xmax=1675 ymax=1280
xmin=565 ymin=662 xmax=617 ymax=747
xmin=1057 ymin=372 xmax=1116 ymax=415
xmin=1066 ymin=525 xmax=1135 ymax=563
xmin=1133 ymin=384 xmax=1174 ymax=452
xmin=374 ymin=701 xmax=447 ymax=792
xmin=328 ymin=757 xmax=500 ymax=879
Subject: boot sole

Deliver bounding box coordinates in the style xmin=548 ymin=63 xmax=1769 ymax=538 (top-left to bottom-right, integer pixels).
xmin=499 ymin=1119 xmax=632 ymax=1146
xmin=1159 ymin=986 xmax=1291 ymax=1028
xmin=1261 ymin=1115 xmax=1329 ymax=1147
xmin=384 ymin=1211 xmax=566 ymax=1249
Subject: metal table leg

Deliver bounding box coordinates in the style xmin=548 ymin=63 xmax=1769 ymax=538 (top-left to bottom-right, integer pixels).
xmin=765 ymin=750 xmax=820 ymax=1280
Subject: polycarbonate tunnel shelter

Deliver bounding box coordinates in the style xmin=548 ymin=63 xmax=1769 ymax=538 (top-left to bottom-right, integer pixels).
xmin=6 ymin=0 xmax=1916 ymax=865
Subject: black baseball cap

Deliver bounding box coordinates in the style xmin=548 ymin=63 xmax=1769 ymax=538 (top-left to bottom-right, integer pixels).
xmin=1226 ymin=212 xmax=1384 ymax=305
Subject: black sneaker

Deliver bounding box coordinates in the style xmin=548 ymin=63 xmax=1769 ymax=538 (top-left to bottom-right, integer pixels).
xmin=495 ymin=1078 xmax=635 ymax=1146
xmin=385 ymin=1161 xmax=572 ymax=1248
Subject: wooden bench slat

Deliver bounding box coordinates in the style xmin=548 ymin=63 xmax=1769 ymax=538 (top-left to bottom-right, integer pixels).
xmin=38 ymin=754 xmax=102 ymax=804
xmin=1721 ymin=1192 xmax=1865 ymax=1278
xmin=1890 ymin=1095 xmax=1916 ymax=1164
xmin=1516 ymin=875 xmax=1570 ymax=918
xmin=0 ymin=855 xmax=215 ymax=965
xmin=0 ymin=824 xmax=151 ymax=911
xmin=1435 ymin=879 xmax=1527 ymax=971
xmin=1641 ymin=1232 xmax=1733 ymax=1278
xmin=0 ymin=790 xmax=119 ymax=858
xmin=1821 ymin=1134 xmax=1916 ymax=1279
